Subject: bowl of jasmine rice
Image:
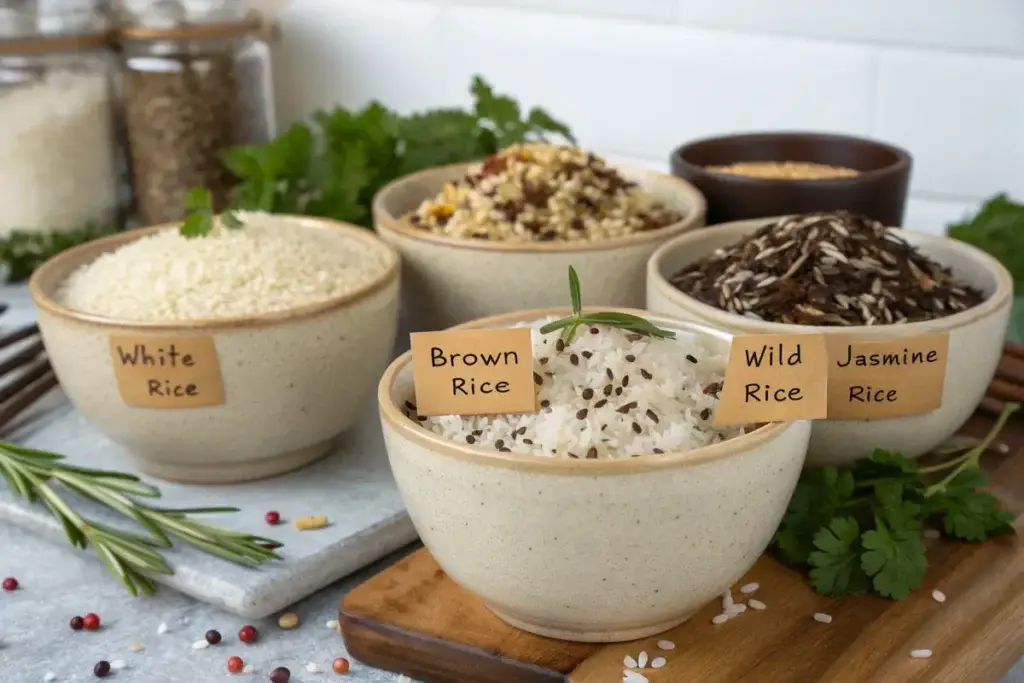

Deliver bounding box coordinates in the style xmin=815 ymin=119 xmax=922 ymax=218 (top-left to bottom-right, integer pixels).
xmin=378 ymin=306 xmax=811 ymax=642
xmin=30 ymin=212 xmax=400 ymax=484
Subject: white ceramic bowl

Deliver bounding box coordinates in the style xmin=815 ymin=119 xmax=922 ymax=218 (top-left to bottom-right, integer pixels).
xmin=373 ymin=162 xmax=706 ymax=332
xmin=30 ymin=217 xmax=401 ymax=484
xmin=647 ymin=217 xmax=1013 ymax=466
xmin=378 ymin=308 xmax=811 ymax=642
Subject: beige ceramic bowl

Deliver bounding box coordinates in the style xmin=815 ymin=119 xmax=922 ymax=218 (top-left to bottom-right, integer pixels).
xmin=30 ymin=216 xmax=401 ymax=484
xmin=647 ymin=217 xmax=1013 ymax=466
xmin=373 ymin=162 xmax=706 ymax=332
xmin=378 ymin=308 xmax=811 ymax=642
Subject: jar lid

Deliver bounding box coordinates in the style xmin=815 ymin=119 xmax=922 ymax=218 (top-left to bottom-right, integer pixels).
xmin=0 ymin=29 xmax=109 ymax=53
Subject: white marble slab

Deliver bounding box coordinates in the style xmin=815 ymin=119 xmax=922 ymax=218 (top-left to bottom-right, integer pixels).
xmin=0 ymin=285 xmax=418 ymax=620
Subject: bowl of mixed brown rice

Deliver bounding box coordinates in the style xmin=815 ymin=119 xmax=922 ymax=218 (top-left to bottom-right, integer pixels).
xmin=373 ymin=143 xmax=706 ymax=331
xmin=647 ymin=212 xmax=1013 ymax=466
xmin=378 ymin=307 xmax=811 ymax=642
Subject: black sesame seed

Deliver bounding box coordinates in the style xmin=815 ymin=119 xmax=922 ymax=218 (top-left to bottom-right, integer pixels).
xmin=466 ymin=435 xmax=476 ymax=444
xmin=626 ymin=333 xmax=642 ymax=342
xmin=541 ymin=400 xmax=551 ymax=408
xmin=568 ymin=452 xmax=579 ymax=459
xmin=686 ymin=354 xmax=698 ymax=364
xmin=582 ymin=388 xmax=594 ymax=400
xmin=570 ymin=354 xmax=579 ymax=365
xmin=653 ymin=448 xmax=664 ymax=454
xmin=640 ymin=369 xmax=653 ymax=380
xmin=534 ymin=372 xmax=543 ymax=386
xmin=495 ymin=439 xmax=505 ymax=449
xmin=516 ymin=426 xmax=527 ymax=435
xmin=594 ymin=398 xmax=608 ymax=408
xmin=590 ymin=327 xmax=599 ymax=334
xmin=646 ymin=409 xmax=659 ymax=423
xmin=632 ymin=422 xmax=642 ymax=434
xmin=499 ymin=447 xmax=512 ymax=453
xmin=622 ymin=375 xmax=630 ymax=387
xmin=603 ymin=385 xmax=613 ymax=396
xmin=700 ymin=408 xmax=711 ymax=420
xmin=522 ymin=438 xmax=534 ymax=445
xmin=616 ymin=401 xmax=638 ymax=414
xmin=582 ymin=351 xmax=593 ymax=359
xmin=556 ymin=339 xmax=565 ymax=352
xmin=615 ymin=387 xmax=623 ymax=396
xmin=417 ymin=415 xmax=427 ymax=422
xmin=539 ymin=357 xmax=549 ymax=365
xmin=606 ymin=368 xmax=614 ymax=380
xmin=576 ymin=408 xmax=589 ymax=420
xmin=473 ymin=429 xmax=483 ymax=436
xmin=404 ymin=401 xmax=417 ymax=411
xmin=625 ymin=354 xmax=636 ymax=362
xmin=586 ymin=447 xmax=598 ymax=459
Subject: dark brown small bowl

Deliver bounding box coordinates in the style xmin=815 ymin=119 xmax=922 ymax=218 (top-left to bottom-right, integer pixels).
xmin=670 ymin=132 xmax=912 ymax=226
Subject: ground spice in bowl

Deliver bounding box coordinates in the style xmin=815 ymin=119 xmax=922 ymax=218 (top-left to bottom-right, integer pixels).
xmin=668 ymin=212 xmax=985 ymax=326
xmin=408 ymin=143 xmax=683 ymax=242
xmin=705 ymin=161 xmax=860 ymax=180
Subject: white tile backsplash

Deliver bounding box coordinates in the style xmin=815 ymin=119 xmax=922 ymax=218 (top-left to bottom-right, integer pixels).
xmin=268 ymin=0 xmax=1023 ymax=226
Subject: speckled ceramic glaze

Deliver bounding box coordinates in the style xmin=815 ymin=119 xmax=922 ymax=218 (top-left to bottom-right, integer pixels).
xmin=647 ymin=217 xmax=1013 ymax=466
xmin=30 ymin=217 xmax=401 ymax=484
xmin=378 ymin=308 xmax=811 ymax=642
xmin=373 ymin=163 xmax=706 ymax=332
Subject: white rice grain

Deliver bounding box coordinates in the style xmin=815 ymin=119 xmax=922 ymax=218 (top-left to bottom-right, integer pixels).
xmin=657 ymin=640 xmax=675 ymax=650
xmin=651 ymin=657 xmax=666 ymax=669
xmin=712 ymin=614 xmax=730 ymax=625
xmin=157 ymin=622 xmax=169 ymax=635
xmin=191 ymin=639 xmax=209 ymax=650
xmin=748 ymin=599 xmax=766 ymax=611
xmin=109 ymin=660 xmax=126 ymax=670
xmin=722 ymin=589 xmax=735 ymax=610
xmin=623 ymin=671 xmax=649 ymax=683
xmin=911 ymin=649 xmax=933 ymax=659
xmin=326 ymin=619 xmax=340 ymax=631
xmin=243 ymin=664 xmax=255 ymax=674
xmin=305 ymin=662 xmax=320 ymax=673
xmin=813 ymin=612 xmax=833 ymax=624
xmin=637 ymin=651 xmax=648 ymax=668
xmin=624 ymin=655 xmax=638 ymax=668
xmin=57 ymin=213 xmax=390 ymax=322
xmin=932 ymin=589 xmax=946 ymax=603
xmin=740 ymin=582 xmax=759 ymax=594
xmin=417 ymin=322 xmax=750 ymax=459
xmin=44 ymin=674 xmax=56 ymax=682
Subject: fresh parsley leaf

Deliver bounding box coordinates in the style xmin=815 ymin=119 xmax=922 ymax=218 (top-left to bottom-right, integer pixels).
xmin=871 ymin=481 xmax=922 ymax=531
xmin=861 ymin=517 xmax=928 ymax=600
xmin=930 ymin=469 xmax=1014 ymax=541
xmin=0 ymin=225 xmax=116 ymax=282
xmin=179 ymin=213 xmax=211 ymax=239
xmin=220 ymin=211 xmax=244 ymax=229
xmin=948 ymin=193 xmax=1024 ymax=293
xmin=773 ymin=467 xmax=855 ymax=565
xmin=180 ymin=186 xmax=243 ymax=238
xmin=808 ymin=517 xmax=870 ymax=596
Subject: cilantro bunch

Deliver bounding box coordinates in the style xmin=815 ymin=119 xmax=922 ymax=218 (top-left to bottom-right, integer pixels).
xmin=221 ymin=75 xmax=575 ymax=228
xmin=773 ymin=403 xmax=1018 ymax=600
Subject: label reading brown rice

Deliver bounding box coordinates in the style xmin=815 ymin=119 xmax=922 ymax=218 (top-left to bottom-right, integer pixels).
xmin=109 ymin=335 xmax=225 ymax=409
xmin=409 ymin=329 xmax=536 ymax=417
xmin=826 ymin=334 xmax=949 ymax=419
xmin=714 ymin=334 xmax=828 ymax=426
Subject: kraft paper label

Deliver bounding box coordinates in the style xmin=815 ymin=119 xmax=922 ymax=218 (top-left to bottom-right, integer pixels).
xmin=109 ymin=335 xmax=225 ymax=409
xmin=825 ymin=333 xmax=949 ymax=419
xmin=714 ymin=334 xmax=829 ymax=426
xmin=409 ymin=328 xmax=537 ymax=417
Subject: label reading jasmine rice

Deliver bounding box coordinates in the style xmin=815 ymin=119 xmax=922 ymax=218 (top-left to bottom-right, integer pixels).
xmin=825 ymin=333 xmax=949 ymax=419
xmin=714 ymin=333 xmax=828 ymax=426
xmin=109 ymin=335 xmax=225 ymax=409
xmin=409 ymin=329 xmax=536 ymax=416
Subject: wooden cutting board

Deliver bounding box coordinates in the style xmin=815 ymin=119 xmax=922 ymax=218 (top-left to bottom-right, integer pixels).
xmin=339 ymin=412 xmax=1024 ymax=683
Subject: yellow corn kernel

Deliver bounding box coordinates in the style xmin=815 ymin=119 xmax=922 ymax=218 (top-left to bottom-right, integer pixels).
xmin=428 ymin=203 xmax=455 ymax=218
xmin=277 ymin=612 xmax=299 ymax=630
xmin=294 ymin=515 xmax=328 ymax=531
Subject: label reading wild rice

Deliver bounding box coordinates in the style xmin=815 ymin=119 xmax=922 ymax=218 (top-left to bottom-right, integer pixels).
xmin=825 ymin=334 xmax=949 ymax=419
xmin=714 ymin=334 xmax=828 ymax=426
xmin=410 ymin=329 xmax=537 ymax=417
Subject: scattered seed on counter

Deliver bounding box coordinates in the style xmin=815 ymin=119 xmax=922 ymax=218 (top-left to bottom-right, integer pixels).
xmin=669 ymin=211 xmax=985 ymax=326
xmin=70 ymin=616 xmax=84 ymax=631
xmin=109 ymin=660 xmax=126 ymax=671
xmin=128 ymin=641 xmax=145 ymax=652
xmin=711 ymin=614 xmax=730 ymax=625
xmin=227 ymin=656 xmax=245 ymax=673
xmin=205 ymin=629 xmax=222 ymax=644
xmin=722 ymin=589 xmax=734 ymax=610
xmin=409 ymin=143 xmax=682 ymax=242
xmin=332 ymin=657 xmax=350 ymax=674
xmin=295 ymin=515 xmax=329 ymax=531
xmin=305 ymin=662 xmax=321 ymax=673
xmin=44 ymin=673 xmax=56 ymax=682
xmin=243 ymin=664 xmax=255 ymax=674
xmin=726 ymin=604 xmax=747 ymax=616
xmin=325 ymin=619 xmax=340 ymax=631
xmin=740 ymin=582 xmax=759 ymax=594
xmin=932 ymin=590 xmax=947 ymax=603
xmin=911 ymin=649 xmax=933 ymax=659
xmin=238 ymin=625 xmax=259 ymax=643
xmin=93 ymin=661 xmax=111 ymax=678
xmin=657 ymin=640 xmax=675 ymax=651
xmin=813 ymin=612 xmax=833 ymax=624
xmin=2 ymin=576 xmax=18 ymax=591
xmin=157 ymin=622 xmax=169 ymax=635
xmin=265 ymin=510 xmax=281 ymax=525
xmin=192 ymin=639 xmax=210 ymax=650
xmin=270 ymin=666 xmax=291 ymax=683
xmin=277 ymin=612 xmax=299 ymax=629
xmin=748 ymin=599 xmax=766 ymax=611
xmin=83 ymin=613 xmax=101 ymax=630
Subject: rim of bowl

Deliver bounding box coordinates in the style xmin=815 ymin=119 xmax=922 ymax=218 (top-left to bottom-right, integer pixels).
xmin=378 ymin=306 xmax=797 ymax=475
xmin=670 ymin=131 xmax=912 ymax=188
xmin=647 ymin=216 xmax=1014 ymax=336
xmin=372 ymin=161 xmax=708 ymax=254
xmin=29 ymin=214 xmax=402 ymax=331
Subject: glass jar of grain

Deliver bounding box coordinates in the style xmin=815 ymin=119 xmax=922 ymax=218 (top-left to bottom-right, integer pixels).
xmin=0 ymin=0 xmax=122 ymax=239
xmin=119 ymin=0 xmax=276 ymax=224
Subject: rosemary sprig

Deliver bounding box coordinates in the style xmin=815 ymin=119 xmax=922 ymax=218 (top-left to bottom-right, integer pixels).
xmin=0 ymin=442 xmax=282 ymax=596
xmin=539 ymin=266 xmax=677 ymax=343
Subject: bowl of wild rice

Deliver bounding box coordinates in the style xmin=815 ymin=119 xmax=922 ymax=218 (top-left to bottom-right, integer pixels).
xmin=373 ymin=143 xmax=706 ymax=331
xmin=670 ymin=131 xmax=912 ymax=226
xmin=378 ymin=308 xmax=811 ymax=643
xmin=30 ymin=213 xmax=401 ymax=484
xmin=647 ymin=212 xmax=1013 ymax=466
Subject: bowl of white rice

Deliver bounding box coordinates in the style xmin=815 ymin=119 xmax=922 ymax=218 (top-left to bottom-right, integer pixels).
xmin=30 ymin=213 xmax=401 ymax=484
xmin=378 ymin=308 xmax=811 ymax=643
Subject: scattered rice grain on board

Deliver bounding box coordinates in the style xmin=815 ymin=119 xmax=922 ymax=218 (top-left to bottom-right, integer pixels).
xmin=712 ymin=614 xmax=730 ymax=625
xmin=637 ymin=651 xmax=648 ymax=668
xmin=57 ymin=212 xmax=391 ymax=322
xmin=651 ymin=657 xmax=666 ymax=669
xmin=748 ymin=599 xmax=766 ymax=611
xmin=722 ymin=589 xmax=735 ymax=610
xmin=911 ymin=649 xmax=933 ymax=659
xmin=813 ymin=613 xmax=833 ymax=624
xmin=740 ymin=582 xmax=759 ymax=594
xmin=657 ymin=640 xmax=675 ymax=650
xmin=727 ymin=604 xmax=747 ymax=615
xmin=414 ymin=319 xmax=750 ymax=458
xmin=932 ymin=590 xmax=946 ymax=603
xmin=410 ymin=143 xmax=682 ymax=242
xmin=623 ymin=671 xmax=649 ymax=683
xmin=624 ymin=655 xmax=638 ymax=668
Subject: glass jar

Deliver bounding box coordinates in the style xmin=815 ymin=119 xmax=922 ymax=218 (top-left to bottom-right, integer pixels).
xmin=119 ymin=0 xmax=276 ymax=224
xmin=0 ymin=1 xmax=122 ymax=239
